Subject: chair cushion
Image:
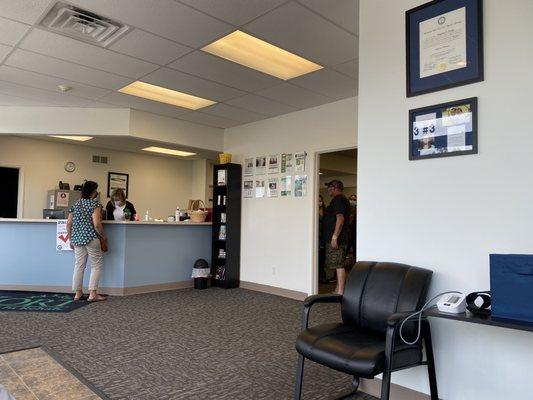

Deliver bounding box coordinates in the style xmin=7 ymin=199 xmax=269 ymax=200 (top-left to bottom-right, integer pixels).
xmin=296 ymin=323 xmax=422 ymax=378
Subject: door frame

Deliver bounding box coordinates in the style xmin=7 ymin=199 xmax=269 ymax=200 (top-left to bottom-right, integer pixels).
xmin=0 ymin=164 xmax=24 ymax=219
xmin=311 ymin=146 xmax=357 ymax=295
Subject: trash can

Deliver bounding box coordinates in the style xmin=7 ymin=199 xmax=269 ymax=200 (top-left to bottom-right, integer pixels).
xmin=192 ymin=259 xmax=210 ymax=290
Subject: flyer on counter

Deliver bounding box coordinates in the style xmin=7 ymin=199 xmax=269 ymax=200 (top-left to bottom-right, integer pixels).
xmin=56 ymin=220 xmax=72 ymax=251
xmin=255 ymin=179 xmax=266 ymax=198
xmin=280 ymin=176 xmax=292 ymax=197
xmin=255 ymin=156 xmax=266 ymax=175
xmin=268 ymin=154 xmax=279 ymax=174
xmin=244 ymin=158 xmax=254 ymax=176
xmin=295 ymin=152 xmax=307 ymax=173
xmin=281 ymin=153 xmax=293 ymax=174
xmin=243 ymin=180 xmax=254 ymax=198
xmin=268 ymin=178 xmax=279 ymax=197
xmin=294 ymin=175 xmax=308 ymax=197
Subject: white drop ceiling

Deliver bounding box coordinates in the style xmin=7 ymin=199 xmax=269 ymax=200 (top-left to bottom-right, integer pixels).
xmin=0 ymin=0 xmax=358 ymax=129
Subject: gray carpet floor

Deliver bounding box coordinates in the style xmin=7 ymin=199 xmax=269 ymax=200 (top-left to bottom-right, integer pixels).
xmin=0 ymin=288 xmax=378 ymax=400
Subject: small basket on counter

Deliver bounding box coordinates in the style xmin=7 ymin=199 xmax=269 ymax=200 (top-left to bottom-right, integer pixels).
xmin=218 ymin=153 xmax=232 ymax=164
xmin=188 ymin=199 xmax=208 ymax=223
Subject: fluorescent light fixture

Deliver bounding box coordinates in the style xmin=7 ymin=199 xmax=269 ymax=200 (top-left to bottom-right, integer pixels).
xmin=142 ymin=146 xmax=196 ymax=157
xmin=49 ymin=135 xmax=93 ymax=141
xmin=202 ymin=30 xmax=323 ymax=80
xmin=119 ymin=81 xmax=216 ymax=110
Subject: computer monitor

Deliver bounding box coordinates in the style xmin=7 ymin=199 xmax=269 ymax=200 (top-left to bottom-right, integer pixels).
xmin=43 ymin=209 xmax=66 ymax=219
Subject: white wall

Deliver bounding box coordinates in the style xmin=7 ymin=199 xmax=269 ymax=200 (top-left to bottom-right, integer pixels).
xmin=0 ymin=136 xmax=195 ymax=219
xmin=224 ymin=97 xmax=357 ymax=294
xmin=358 ymin=1 xmax=533 ymax=398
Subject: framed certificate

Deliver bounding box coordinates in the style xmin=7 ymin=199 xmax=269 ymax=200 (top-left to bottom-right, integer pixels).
xmin=406 ymin=0 xmax=483 ymax=97
xmin=107 ymin=172 xmax=129 ymax=198
xmin=409 ymin=97 xmax=477 ymax=160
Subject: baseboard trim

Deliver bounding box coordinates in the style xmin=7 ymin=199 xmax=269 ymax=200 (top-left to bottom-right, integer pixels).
xmin=240 ymin=281 xmax=307 ymax=301
xmin=0 ymin=281 xmax=194 ymax=296
xmin=360 ymin=378 xmax=431 ymax=400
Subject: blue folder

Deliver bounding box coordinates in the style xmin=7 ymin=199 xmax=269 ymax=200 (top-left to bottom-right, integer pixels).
xmin=490 ymin=254 xmax=533 ymax=323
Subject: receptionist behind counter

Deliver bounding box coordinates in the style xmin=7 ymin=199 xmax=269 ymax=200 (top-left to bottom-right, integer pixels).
xmin=105 ymin=188 xmax=136 ymax=221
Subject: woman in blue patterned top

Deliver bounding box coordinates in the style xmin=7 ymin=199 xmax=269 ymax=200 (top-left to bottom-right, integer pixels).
xmin=66 ymin=181 xmax=107 ymax=302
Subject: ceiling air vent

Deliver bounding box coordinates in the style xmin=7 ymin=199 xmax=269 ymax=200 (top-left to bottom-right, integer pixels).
xmin=40 ymin=2 xmax=130 ymax=47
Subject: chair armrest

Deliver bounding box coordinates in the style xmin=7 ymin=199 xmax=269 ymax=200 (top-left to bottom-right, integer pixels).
xmin=387 ymin=311 xmax=426 ymax=327
xmin=303 ymin=294 xmax=342 ymax=308
xmin=300 ymin=294 xmax=342 ymax=330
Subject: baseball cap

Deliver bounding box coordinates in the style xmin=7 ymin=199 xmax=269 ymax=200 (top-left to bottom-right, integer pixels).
xmin=325 ymin=180 xmax=344 ymax=190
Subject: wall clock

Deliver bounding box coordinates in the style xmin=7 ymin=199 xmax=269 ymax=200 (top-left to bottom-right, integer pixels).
xmin=64 ymin=161 xmax=76 ymax=173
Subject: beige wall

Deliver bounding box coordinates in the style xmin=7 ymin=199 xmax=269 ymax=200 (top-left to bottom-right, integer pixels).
xmin=0 ymin=136 xmax=196 ymax=219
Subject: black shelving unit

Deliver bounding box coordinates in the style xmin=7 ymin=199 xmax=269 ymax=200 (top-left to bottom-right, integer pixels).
xmin=211 ymin=163 xmax=241 ymax=289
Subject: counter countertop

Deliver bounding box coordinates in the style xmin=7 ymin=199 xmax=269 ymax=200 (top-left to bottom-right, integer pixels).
xmin=0 ymin=218 xmax=211 ymax=226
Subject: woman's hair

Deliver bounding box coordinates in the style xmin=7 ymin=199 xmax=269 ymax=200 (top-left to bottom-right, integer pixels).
xmin=81 ymin=181 xmax=98 ymax=199
xmin=111 ymin=188 xmax=126 ymax=202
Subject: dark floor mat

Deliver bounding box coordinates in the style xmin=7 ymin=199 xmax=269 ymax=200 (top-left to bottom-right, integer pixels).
xmin=0 ymin=291 xmax=88 ymax=313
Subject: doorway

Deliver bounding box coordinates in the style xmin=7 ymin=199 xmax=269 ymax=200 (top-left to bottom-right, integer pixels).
xmin=316 ymin=149 xmax=357 ymax=294
xmin=0 ymin=166 xmax=22 ymax=218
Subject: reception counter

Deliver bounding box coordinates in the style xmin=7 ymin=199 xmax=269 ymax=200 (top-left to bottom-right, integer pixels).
xmin=0 ymin=219 xmax=212 ymax=295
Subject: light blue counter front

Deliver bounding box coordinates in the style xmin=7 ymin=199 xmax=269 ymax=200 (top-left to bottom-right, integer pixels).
xmin=0 ymin=220 xmax=212 ymax=295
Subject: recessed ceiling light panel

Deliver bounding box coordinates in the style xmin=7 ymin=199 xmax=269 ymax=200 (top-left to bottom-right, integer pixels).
xmin=142 ymin=146 xmax=196 ymax=157
xmin=202 ymin=30 xmax=323 ymax=80
xmin=119 ymin=81 xmax=216 ymax=110
xmin=49 ymin=135 xmax=93 ymax=141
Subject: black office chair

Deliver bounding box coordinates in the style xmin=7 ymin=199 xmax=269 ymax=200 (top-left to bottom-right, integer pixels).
xmin=295 ymin=261 xmax=438 ymax=400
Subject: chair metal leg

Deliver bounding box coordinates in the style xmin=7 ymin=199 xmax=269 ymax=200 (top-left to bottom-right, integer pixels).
xmin=380 ymin=369 xmax=391 ymax=400
xmin=295 ymin=354 xmax=305 ymax=400
xmin=422 ymin=320 xmax=439 ymax=400
xmin=333 ymin=377 xmax=360 ymax=400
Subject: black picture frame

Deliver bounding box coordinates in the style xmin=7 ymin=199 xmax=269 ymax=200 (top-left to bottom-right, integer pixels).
xmin=406 ymin=0 xmax=484 ymax=97
xmin=107 ymin=172 xmax=129 ymax=198
xmin=409 ymin=97 xmax=477 ymax=160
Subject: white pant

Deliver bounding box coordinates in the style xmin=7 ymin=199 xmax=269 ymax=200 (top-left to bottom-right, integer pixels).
xmin=72 ymin=238 xmax=104 ymax=291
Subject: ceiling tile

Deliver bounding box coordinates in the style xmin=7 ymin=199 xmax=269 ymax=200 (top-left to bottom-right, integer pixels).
xmin=0 ymin=17 xmax=30 ymax=46
xmin=5 ymin=49 xmax=133 ymax=90
xmin=0 ymin=80 xmax=96 ymax=107
xmin=244 ymin=1 xmax=357 ymax=66
xmin=0 ymin=0 xmax=53 ymax=24
xmin=332 ymin=59 xmax=358 ymax=79
xmin=202 ymin=103 xmax=265 ymax=123
xmin=67 ymin=0 xmax=233 ymax=48
xmin=110 ymin=29 xmax=193 ymax=65
xmin=142 ymin=67 xmax=245 ymax=102
xmin=226 ymin=94 xmax=298 ymax=117
xmin=178 ymin=0 xmax=288 ymax=26
xmin=0 ymin=92 xmax=49 ymax=106
xmin=297 ymin=0 xmax=358 ymax=34
xmin=0 ymin=66 xmax=111 ymax=100
xmin=168 ymin=51 xmax=281 ymax=92
xmin=0 ymin=44 xmax=12 ymax=63
xmin=178 ymin=112 xmax=241 ymax=129
xmin=289 ymin=68 xmax=356 ymax=100
xmin=256 ymin=83 xmax=334 ymax=109
xmin=19 ymin=28 xmax=159 ymax=79
xmin=99 ymin=92 xmax=191 ymax=119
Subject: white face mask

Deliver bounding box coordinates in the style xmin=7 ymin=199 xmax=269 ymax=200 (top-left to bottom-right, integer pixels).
xmin=115 ymin=201 xmax=123 ymax=207
xmin=349 ymin=200 xmax=356 ymax=206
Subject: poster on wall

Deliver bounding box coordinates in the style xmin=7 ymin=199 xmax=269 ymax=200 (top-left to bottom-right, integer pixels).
xmin=255 ymin=179 xmax=266 ymax=198
xmin=295 ymin=152 xmax=307 ymax=173
xmin=294 ymin=175 xmax=308 ymax=197
xmin=56 ymin=191 xmax=69 ymax=208
xmin=280 ymin=176 xmax=292 ymax=197
xmin=268 ymin=178 xmax=278 ymax=197
xmin=255 ymin=156 xmax=266 ymax=175
xmin=281 ymin=153 xmax=293 ymax=174
xmin=268 ymin=154 xmax=279 ymax=174
xmin=243 ymin=180 xmax=254 ymax=198
xmin=244 ymin=158 xmax=254 ymax=176
xmin=56 ymin=220 xmax=72 ymax=251
xmin=107 ymin=172 xmax=129 ymax=198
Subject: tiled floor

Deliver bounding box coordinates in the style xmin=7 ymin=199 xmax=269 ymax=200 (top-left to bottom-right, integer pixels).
xmin=0 ymin=348 xmax=101 ymax=400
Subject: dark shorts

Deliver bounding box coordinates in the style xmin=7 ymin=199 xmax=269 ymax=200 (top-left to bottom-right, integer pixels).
xmin=325 ymin=244 xmax=347 ymax=270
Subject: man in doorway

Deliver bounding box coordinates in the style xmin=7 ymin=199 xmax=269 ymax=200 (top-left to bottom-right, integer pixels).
xmin=323 ymin=180 xmax=351 ymax=294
